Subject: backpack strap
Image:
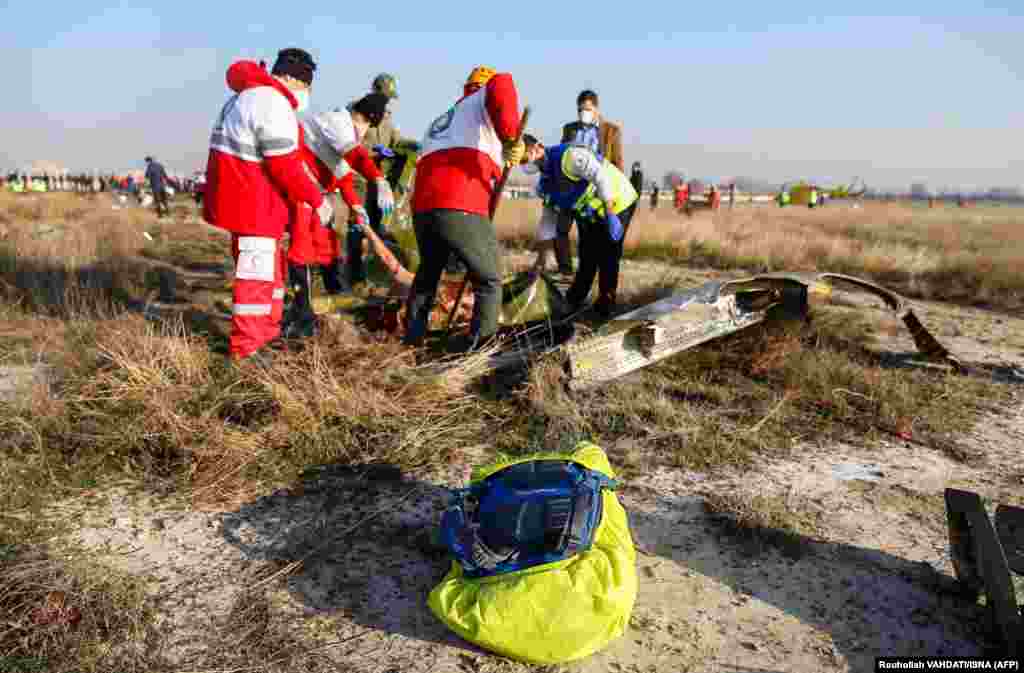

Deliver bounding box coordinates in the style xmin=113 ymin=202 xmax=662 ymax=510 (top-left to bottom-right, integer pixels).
xmin=543 ymin=495 xmax=575 ymax=551
xmin=563 ymin=471 xmax=618 ymax=555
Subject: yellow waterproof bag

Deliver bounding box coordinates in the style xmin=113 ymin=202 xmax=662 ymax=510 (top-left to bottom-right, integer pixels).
xmin=427 ymin=441 xmax=637 ymax=664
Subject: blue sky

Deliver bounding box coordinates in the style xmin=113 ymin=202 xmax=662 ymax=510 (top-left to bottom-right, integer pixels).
xmin=3 ymin=1 xmax=1023 ymax=189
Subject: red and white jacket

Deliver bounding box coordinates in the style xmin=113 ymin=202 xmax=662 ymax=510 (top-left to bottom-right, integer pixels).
xmin=203 ymin=60 xmax=323 ymax=238
xmin=297 ymin=110 xmax=383 ymax=203
xmin=412 ymin=73 xmax=520 ymax=217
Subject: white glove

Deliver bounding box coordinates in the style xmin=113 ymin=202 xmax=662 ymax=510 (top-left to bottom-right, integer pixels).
xmin=316 ymin=198 xmax=334 ymax=226
xmin=351 ymin=205 xmax=370 ymax=230
xmin=375 ymin=178 xmax=395 ymax=218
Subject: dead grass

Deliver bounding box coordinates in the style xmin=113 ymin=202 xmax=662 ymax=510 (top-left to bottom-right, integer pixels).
xmin=0 ymin=192 xmax=152 ymax=320
xmin=500 ymin=308 xmax=1000 ymax=476
xmin=0 ymin=546 xmax=166 ymax=673
xmin=1 ymin=315 xmax=487 ymax=516
xmin=139 ymin=219 xmax=228 ymax=273
xmin=494 ymin=200 xmax=1024 ymax=312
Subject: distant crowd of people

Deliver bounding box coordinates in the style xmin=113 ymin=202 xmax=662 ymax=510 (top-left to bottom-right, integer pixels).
xmin=2 ymin=163 xmax=207 ymax=218
xmin=2 ymin=167 xmax=204 ymax=199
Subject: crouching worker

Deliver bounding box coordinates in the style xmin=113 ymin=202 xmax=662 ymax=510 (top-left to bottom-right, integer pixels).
xmin=203 ymin=48 xmax=327 ymax=361
xmin=403 ymin=65 xmax=524 ymax=353
xmin=281 ymin=93 xmax=393 ymax=338
xmin=520 ymin=135 xmax=638 ymax=320
xmin=427 ymin=441 xmax=638 ymax=665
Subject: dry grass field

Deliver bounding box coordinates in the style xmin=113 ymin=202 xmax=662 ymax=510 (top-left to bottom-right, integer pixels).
xmin=496 ymin=198 xmax=1024 ymax=311
xmin=1 ymin=192 xmax=1022 ymax=672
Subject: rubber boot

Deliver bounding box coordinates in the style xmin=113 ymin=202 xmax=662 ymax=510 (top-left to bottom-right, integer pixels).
xmin=281 ymin=265 xmax=316 ymax=340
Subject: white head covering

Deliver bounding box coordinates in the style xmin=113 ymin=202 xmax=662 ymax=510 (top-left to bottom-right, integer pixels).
xmin=300 ymin=109 xmax=359 ymax=179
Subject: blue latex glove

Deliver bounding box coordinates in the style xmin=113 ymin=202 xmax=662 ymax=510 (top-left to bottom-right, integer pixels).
xmin=607 ymin=212 xmax=624 ymax=242
xmin=372 ymin=144 xmax=396 ymax=159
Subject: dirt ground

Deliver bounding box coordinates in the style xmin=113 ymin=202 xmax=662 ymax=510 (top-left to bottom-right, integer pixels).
xmin=8 ymin=253 xmax=1024 ymax=673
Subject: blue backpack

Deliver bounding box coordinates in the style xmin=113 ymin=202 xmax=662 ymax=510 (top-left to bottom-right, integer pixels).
xmin=440 ymin=459 xmax=618 ymax=579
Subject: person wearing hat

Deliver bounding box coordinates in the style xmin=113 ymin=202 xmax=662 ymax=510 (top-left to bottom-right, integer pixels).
xmin=281 ymin=93 xmax=392 ymax=338
xmin=346 ymin=73 xmax=415 ymax=287
xmin=402 ymin=66 xmax=524 ymax=352
xmin=549 ymin=89 xmax=624 ymax=275
xmin=204 ymin=47 xmax=328 ymax=361
xmin=520 ymin=133 xmax=638 ymax=319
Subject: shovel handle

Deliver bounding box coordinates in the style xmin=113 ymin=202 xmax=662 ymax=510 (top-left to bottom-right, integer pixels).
xmin=488 ymin=105 xmax=531 ymax=221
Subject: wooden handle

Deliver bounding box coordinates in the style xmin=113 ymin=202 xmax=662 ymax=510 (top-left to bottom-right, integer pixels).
xmin=489 ymin=105 xmax=532 ymax=220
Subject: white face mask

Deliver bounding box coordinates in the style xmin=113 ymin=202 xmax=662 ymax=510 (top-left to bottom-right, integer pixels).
xmin=579 ymin=109 xmax=597 ymax=125
xmin=293 ymin=89 xmax=310 ymax=112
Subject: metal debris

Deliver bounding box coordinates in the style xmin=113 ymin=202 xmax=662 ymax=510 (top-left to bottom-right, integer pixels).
xmin=565 ymin=272 xmax=962 ymax=389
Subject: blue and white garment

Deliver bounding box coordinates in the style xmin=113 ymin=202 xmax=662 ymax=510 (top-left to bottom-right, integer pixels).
xmin=571 ymin=123 xmax=600 ymax=154
xmin=537 ymin=144 xmax=614 ymax=216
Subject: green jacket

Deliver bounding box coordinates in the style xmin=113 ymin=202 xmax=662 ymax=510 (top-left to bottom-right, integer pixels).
xmin=354 ymin=113 xmax=402 ymax=199
xmin=362 ymin=112 xmax=401 ymax=151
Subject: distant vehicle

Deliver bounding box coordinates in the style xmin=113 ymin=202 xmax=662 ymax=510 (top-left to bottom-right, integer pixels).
xmin=778 ymin=178 xmax=866 ymax=207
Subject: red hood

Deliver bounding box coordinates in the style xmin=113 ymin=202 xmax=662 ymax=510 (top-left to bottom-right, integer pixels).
xmin=225 ymin=60 xmax=298 ymax=109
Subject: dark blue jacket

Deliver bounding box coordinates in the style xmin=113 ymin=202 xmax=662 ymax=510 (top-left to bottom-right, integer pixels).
xmin=537 ymin=143 xmax=602 ymax=214
xmin=145 ymin=160 xmax=167 ymax=191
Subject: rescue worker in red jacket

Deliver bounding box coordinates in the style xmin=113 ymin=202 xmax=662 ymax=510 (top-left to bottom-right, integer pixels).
xmin=203 ymin=48 xmax=328 ymax=361
xmin=403 ymin=66 xmax=524 ymax=352
xmin=282 ymin=94 xmax=392 ymax=338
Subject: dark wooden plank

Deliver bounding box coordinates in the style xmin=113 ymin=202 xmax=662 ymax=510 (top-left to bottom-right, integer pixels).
xmin=996 ymin=504 xmax=1024 ymax=576
xmin=945 ymin=488 xmax=1022 ymax=654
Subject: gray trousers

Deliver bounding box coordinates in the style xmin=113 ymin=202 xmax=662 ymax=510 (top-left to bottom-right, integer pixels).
xmin=403 ymin=210 xmax=501 ymax=345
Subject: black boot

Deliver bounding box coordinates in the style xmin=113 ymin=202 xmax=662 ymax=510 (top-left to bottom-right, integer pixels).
xmin=402 ymin=290 xmax=433 ymax=348
xmin=346 ymin=223 xmax=367 ymax=286
xmin=554 ymin=235 xmax=574 ymax=274
xmin=281 ymin=265 xmax=317 ymax=339
xmin=320 ymin=260 xmax=348 ymax=295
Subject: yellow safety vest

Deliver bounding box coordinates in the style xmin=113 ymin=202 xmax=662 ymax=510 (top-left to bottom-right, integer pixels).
xmin=561 ymin=152 xmax=639 ymax=217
